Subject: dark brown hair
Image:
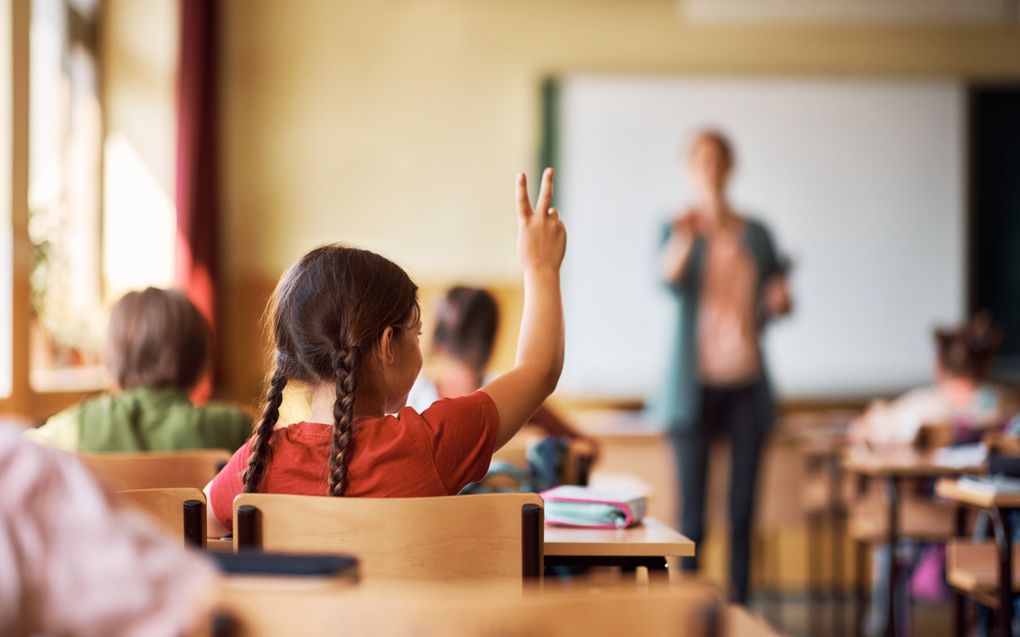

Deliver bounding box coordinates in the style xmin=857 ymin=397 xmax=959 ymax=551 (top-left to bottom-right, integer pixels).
xmin=105 ymin=287 xmax=210 ymax=392
xmin=432 ymin=287 xmax=499 ymax=372
xmin=934 ymin=313 xmax=1002 ymax=381
xmin=242 ymin=244 xmax=419 ymax=497
xmin=688 ymin=129 xmax=735 ymax=168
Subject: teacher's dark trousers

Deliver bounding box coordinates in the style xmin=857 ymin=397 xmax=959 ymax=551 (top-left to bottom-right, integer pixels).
xmin=671 ymin=381 xmax=769 ymax=605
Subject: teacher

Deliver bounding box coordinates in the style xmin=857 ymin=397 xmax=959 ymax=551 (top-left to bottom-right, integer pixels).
xmin=659 ymin=130 xmax=792 ymax=604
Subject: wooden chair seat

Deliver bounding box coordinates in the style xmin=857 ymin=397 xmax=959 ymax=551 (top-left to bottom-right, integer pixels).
xmin=233 ymin=493 xmax=543 ymax=583
xmin=118 ymin=487 xmax=206 ymax=547
xmin=81 ymin=449 xmax=231 ymax=490
xmin=946 ymin=540 xmax=1020 ymax=601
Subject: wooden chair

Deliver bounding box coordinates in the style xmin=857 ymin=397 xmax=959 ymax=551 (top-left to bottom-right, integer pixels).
xmin=119 ymin=487 xmax=206 ymax=547
xmin=81 ymin=449 xmax=231 ymax=490
xmin=491 ymin=427 xmax=596 ymax=486
xmin=210 ymin=580 xmax=723 ymax=637
xmin=233 ymin=493 xmax=543 ymax=582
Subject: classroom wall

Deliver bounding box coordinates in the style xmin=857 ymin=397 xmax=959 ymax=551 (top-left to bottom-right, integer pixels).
xmin=217 ymin=0 xmax=1020 ymax=405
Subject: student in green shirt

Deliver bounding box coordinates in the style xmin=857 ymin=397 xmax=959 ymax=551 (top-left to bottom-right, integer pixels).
xmin=24 ymin=287 xmax=252 ymax=452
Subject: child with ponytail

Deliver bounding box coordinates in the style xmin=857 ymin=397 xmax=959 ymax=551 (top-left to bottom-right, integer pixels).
xmin=205 ymin=169 xmax=566 ymax=534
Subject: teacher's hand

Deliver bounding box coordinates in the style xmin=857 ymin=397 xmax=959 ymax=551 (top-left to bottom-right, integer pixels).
xmin=763 ymin=274 xmax=793 ymax=317
xmin=672 ymin=210 xmax=701 ymax=238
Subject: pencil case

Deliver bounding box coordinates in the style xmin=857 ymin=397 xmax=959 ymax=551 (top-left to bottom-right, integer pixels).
xmin=541 ymin=485 xmax=647 ymax=529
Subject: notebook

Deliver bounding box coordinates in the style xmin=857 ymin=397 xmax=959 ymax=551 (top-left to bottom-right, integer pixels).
xmin=958 ymin=475 xmax=1020 ymax=496
xmin=542 ymin=485 xmax=647 ymax=529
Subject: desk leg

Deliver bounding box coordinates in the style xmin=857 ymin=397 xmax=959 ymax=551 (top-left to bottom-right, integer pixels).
xmin=854 ymin=539 xmax=867 ymax=637
xmin=953 ymin=505 xmax=967 ymax=637
xmin=884 ymin=476 xmax=901 ymax=637
xmin=809 ymin=510 xmax=822 ymax=637
xmin=993 ymin=508 xmax=1013 ymax=637
xmin=831 ymin=457 xmax=846 ymax=637
xmin=647 ymin=556 xmax=669 ymax=589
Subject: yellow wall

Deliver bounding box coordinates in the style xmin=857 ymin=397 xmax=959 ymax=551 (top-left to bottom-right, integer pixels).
xmin=217 ymin=0 xmax=1020 ymax=403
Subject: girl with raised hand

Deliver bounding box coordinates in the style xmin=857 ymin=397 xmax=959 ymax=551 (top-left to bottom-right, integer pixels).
xmin=205 ymin=169 xmax=566 ymax=535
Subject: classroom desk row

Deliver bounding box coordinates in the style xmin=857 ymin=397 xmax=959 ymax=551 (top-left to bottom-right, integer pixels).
xmin=791 ymin=426 xmax=1020 ymax=637
xmin=936 ymin=477 xmax=1020 ymax=637
xmin=841 ymin=448 xmax=985 ymax=637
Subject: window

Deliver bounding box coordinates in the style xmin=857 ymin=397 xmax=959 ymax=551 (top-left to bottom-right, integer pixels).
xmin=0 ymin=0 xmax=13 ymax=399
xmin=28 ymin=0 xmax=104 ymax=391
xmin=27 ymin=0 xmax=176 ymax=394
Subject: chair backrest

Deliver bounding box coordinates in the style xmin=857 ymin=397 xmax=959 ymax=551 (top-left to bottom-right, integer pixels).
xmin=119 ymin=487 xmax=206 ymax=547
xmin=210 ymin=581 xmax=722 ymax=637
xmin=491 ymin=428 xmax=595 ymax=486
xmin=232 ymin=493 xmax=543 ymax=583
xmin=914 ymin=421 xmax=955 ymax=452
xmin=81 ymin=449 xmax=232 ymax=490
xmin=562 ymin=440 xmax=595 ymax=486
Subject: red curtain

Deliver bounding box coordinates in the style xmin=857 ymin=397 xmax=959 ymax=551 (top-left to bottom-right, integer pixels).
xmin=176 ymin=0 xmax=220 ymax=403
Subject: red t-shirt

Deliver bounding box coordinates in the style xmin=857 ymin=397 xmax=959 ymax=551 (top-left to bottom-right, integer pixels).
xmin=209 ymin=391 xmax=499 ymax=530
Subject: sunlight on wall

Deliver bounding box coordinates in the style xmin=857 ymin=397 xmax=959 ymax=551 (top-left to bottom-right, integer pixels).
xmin=102 ymin=132 xmax=175 ymax=298
xmin=101 ymin=0 xmax=178 ymax=301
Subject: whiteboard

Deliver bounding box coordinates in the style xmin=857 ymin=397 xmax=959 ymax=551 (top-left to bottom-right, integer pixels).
xmin=557 ymin=76 xmax=965 ymax=400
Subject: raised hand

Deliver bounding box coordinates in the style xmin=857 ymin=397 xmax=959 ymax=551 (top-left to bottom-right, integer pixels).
xmin=516 ymin=168 xmax=567 ymax=274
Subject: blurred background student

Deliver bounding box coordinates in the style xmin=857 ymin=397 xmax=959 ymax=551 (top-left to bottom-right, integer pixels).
xmin=24 ymin=287 xmax=252 ymax=453
xmin=850 ymin=314 xmax=1004 ymax=449
xmin=1 ymin=422 xmax=216 ymax=635
xmin=659 ymin=130 xmax=793 ymax=604
xmin=407 ymin=286 xmax=598 ymax=458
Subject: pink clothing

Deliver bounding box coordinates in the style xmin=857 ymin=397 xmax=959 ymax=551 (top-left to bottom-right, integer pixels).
xmin=697 ymin=223 xmax=761 ymax=385
xmin=2 ymin=423 xmax=215 ymax=637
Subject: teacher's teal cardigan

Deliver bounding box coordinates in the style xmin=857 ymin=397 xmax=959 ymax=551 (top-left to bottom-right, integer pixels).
xmin=653 ymin=218 xmax=784 ymax=435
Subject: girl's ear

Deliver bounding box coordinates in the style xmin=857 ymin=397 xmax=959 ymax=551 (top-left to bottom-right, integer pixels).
xmin=377 ymin=326 xmax=396 ymax=367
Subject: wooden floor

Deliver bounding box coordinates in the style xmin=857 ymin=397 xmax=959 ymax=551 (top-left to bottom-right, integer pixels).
xmin=749 ymin=593 xmax=953 ymax=637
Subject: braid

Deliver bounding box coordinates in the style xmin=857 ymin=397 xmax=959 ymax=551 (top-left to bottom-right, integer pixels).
xmin=328 ymin=348 xmax=359 ymax=497
xmin=242 ymin=361 xmax=288 ymax=493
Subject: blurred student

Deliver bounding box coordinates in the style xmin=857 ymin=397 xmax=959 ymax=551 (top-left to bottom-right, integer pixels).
xmin=659 ymin=129 xmax=792 ymax=604
xmin=24 ymin=287 xmax=252 ymax=452
xmin=851 ymin=315 xmax=1003 ymax=637
xmin=849 ymin=314 xmax=1003 ymax=448
xmin=1 ymin=422 xmax=215 ymax=635
xmin=204 ymin=170 xmax=566 ymax=535
xmin=406 ymin=286 xmax=597 ymax=455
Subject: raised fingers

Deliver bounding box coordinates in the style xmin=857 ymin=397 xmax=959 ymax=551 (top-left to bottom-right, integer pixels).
xmin=535 ymin=167 xmax=555 ymax=213
xmin=516 ymin=172 xmax=533 ymax=219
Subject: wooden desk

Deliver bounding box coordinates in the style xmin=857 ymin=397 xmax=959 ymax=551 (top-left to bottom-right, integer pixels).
xmin=724 ymin=604 xmax=785 ymax=637
xmin=843 ymin=450 xmax=984 ymax=637
xmin=214 ymin=580 xmax=723 ymax=637
xmin=543 ymin=517 xmax=694 ymax=579
xmin=936 ymin=477 xmax=1020 ymax=637
xmin=210 ymin=517 xmax=695 ymax=580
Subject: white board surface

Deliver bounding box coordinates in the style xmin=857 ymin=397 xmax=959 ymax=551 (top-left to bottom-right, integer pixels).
xmin=557 ymin=76 xmax=965 ymax=400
